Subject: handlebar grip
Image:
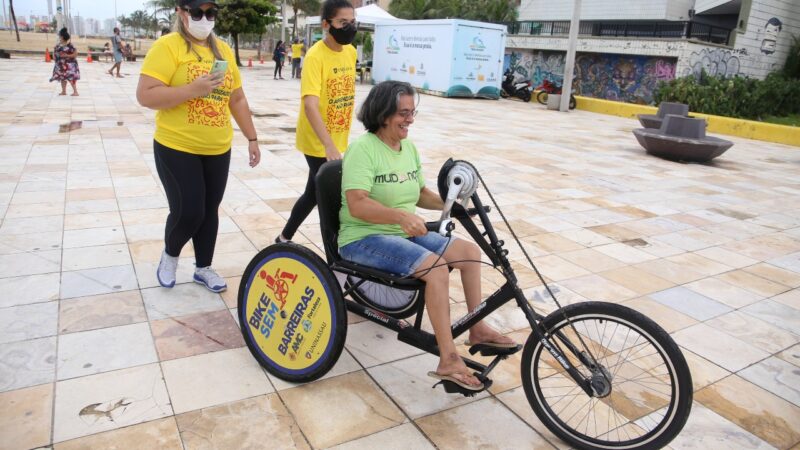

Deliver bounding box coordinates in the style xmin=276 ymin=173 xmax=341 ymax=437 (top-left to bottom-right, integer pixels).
xmin=425 ymin=221 xmax=455 ymax=233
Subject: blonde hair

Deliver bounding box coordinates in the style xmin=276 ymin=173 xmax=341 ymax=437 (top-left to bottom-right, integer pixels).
xmin=172 ymin=13 xmax=223 ymax=61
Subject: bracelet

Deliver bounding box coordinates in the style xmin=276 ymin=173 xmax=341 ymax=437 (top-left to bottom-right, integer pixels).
xmin=248 ymin=137 xmax=258 ymax=142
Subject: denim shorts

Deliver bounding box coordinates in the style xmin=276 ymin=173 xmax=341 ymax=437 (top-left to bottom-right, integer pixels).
xmin=339 ymin=233 xmax=453 ymax=277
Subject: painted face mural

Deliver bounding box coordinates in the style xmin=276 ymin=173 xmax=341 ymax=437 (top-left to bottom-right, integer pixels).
xmin=761 ymin=17 xmax=782 ymax=55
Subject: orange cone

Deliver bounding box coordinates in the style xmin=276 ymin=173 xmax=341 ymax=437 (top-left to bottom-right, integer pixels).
xmin=247 ymin=57 xmax=253 ymax=68
xmin=45 ymin=48 xmax=51 ymax=62
xmin=86 ymin=50 xmax=93 ymax=63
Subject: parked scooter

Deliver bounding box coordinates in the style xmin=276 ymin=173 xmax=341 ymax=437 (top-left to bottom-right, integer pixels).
xmin=501 ymin=69 xmax=532 ymax=102
xmin=535 ymin=79 xmax=577 ymax=110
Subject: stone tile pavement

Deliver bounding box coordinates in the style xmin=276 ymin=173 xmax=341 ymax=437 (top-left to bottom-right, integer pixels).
xmin=0 ymin=56 xmax=799 ymax=449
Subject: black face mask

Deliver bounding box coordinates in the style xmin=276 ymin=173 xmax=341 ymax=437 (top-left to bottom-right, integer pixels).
xmin=328 ymin=23 xmax=357 ymax=45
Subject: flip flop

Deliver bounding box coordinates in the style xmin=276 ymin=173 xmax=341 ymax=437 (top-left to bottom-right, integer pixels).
xmin=463 ymin=339 xmax=518 ymax=349
xmin=427 ymin=371 xmax=484 ymax=391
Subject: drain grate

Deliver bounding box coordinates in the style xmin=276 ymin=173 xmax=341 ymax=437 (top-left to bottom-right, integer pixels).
xmin=622 ymin=238 xmax=649 ymax=247
xmin=252 ymin=112 xmax=284 ymax=118
xmin=279 ymin=127 xmax=297 ymax=133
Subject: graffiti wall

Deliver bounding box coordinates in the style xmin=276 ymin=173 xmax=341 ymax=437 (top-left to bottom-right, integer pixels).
xmin=573 ymin=53 xmax=677 ymax=104
xmin=505 ymin=49 xmax=677 ymax=104
xmin=503 ymin=50 xmax=565 ymax=87
xmin=681 ymin=47 xmax=741 ymax=78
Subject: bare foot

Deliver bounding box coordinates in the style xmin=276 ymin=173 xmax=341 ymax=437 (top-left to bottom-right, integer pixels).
xmin=107 ymin=70 xmax=113 ymax=76
xmin=115 ymin=74 xmax=124 ymax=78
xmin=71 ymin=92 xmax=79 ymax=96
xmin=58 ymin=92 xmax=66 ymax=96
xmin=467 ymin=325 xmax=516 ymax=347
xmin=436 ymin=354 xmax=481 ymax=387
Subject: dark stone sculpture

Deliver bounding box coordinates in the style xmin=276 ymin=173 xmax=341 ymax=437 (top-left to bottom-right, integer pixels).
xmin=633 ymin=115 xmax=734 ymax=162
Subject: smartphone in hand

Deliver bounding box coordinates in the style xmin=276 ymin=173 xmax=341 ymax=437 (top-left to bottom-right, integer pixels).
xmin=210 ymin=60 xmax=228 ymax=78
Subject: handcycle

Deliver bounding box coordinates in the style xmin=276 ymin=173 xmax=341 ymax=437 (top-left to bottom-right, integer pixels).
xmin=238 ymin=159 xmax=693 ymax=449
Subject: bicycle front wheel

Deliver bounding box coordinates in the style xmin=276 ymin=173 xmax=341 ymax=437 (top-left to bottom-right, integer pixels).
xmin=522 ymin=302 xmax=692 ymax=450
xmin=537 ymin=91 xmax=548 ymax=105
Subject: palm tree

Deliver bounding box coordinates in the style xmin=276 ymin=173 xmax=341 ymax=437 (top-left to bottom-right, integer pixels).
xmin=287 ymin=0 xmax=320 ymax=40
xmin=9 ymin=0 xmax=19 ymax=42
xmin=389 ymin=0 xmax=450 ymax=20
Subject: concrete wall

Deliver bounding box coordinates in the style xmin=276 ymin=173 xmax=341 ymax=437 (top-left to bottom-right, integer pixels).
xmin=727 ymin=0 xmax=800 ymax=78
xmin=518 ymin=0 xmax=695 ymax=21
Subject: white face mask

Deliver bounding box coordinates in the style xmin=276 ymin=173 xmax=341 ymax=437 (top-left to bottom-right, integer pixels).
xmin=187 ymin=16 xmax=215 ymax=40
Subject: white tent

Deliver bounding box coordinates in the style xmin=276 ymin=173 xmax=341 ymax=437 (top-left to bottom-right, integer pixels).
xmin=306 ymin=4 xmax=401 ymax=26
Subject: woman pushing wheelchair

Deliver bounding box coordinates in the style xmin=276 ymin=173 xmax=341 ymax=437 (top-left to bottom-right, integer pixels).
xmin=338 ymin=81 xmax=517 ymax=391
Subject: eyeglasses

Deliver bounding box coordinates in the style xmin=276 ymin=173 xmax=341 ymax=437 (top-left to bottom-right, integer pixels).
xmin=182 ymin=7 xmax=218 ymax=21
xmin=330 ymin=19 xmax=358 ymax=28
xmin=397 ymin=109 xmax=417 ymax=119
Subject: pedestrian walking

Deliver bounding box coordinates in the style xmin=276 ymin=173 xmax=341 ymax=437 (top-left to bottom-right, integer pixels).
xmin=136 ymin=0 xmax=262 ymax=292
xmin=273 ymin=40 xmax=287 ymax=79
xmin=107 ymin=27 xmax=124 ymax=78
xmin=50 ymin=27 xmax=80 ymax=96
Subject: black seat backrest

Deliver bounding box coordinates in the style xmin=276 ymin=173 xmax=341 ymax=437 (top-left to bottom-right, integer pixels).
xmin=315 ymin=160 xmax=343 ymax=264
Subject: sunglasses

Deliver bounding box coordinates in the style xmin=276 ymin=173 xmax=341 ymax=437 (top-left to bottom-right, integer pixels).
xmin=182 ymin=7 xmax=218 ymax=21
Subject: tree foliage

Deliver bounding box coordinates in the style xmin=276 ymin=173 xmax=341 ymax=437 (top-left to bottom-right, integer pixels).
xmin=784 ymin=34 xmax=800 ymax=80
xmin=389 ymin=0 xmax=517 ymax=22
xmin=215 ymin=0 xmax=279 ymax=66
xmin=288 ymin=0 xmax=320 ymax=40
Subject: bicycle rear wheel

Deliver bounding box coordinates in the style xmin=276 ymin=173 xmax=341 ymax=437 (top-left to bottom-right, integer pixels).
xmin=522 ymin=302 xmax=692 ymax=449
xmin=345 ymin=275 xmax=421 ymax=319
xmin=537 ymin=91 xmax=548 ymax=105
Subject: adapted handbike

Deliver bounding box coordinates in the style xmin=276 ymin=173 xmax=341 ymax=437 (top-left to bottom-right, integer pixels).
xmin=238 ymin=159 xmax=692 ymax=449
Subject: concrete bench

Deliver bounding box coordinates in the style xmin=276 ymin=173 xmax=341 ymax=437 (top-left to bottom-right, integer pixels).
xmin=633 ymin=114 xmax=734 ymax=163
xmin=638 ymin=102 xmax=690 ymax=129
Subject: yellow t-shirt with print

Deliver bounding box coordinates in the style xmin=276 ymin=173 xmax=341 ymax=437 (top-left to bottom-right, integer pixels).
xmin=291 ymin=43 xmax=303 ymax=59
xmin=296 ymin=40 xmax=357 ymax=158
xmin=140 ymin=33 xmax=242 ymax=155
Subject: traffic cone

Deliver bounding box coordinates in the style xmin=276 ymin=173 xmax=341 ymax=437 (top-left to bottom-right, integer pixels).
xmin=45 ymin=48 xmax=51 ymax=62
xmin=247 ymin=57 xmax=253 ymax=68
xmin=86 ymin=50 xmax=92 ymax=63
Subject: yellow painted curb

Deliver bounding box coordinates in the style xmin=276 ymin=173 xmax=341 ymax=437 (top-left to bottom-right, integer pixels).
xmin=573 ymin=96 xmax=800 ymax=147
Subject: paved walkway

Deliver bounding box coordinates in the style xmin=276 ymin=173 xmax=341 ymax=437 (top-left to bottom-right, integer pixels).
xmin=0 ymin=57 xmax=798 ymax=450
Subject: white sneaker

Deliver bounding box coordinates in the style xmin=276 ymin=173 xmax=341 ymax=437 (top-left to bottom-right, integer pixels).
xmin=157 ymin=250 xmax=179 ymax=288
xmin=194 ymin=266 xmax=227 ymax=293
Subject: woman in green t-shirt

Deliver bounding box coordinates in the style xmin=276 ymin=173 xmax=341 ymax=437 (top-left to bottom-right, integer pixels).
xmin=339 ymin=81 xmax=516 ymax=392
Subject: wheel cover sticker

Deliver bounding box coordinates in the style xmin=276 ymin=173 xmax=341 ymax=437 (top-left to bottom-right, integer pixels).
xmin=243 ymin=253 xmax=334 ymax=373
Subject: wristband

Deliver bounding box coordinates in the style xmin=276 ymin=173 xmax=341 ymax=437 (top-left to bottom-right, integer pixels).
xmin=248 ymin=137 xmax=258 ymax=142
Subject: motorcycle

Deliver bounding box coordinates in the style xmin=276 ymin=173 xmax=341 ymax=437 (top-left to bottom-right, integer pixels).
xmin=535 ymin=79 xmax=576 ymax=110
xmin=501 ymin=69 xmax=533 ymax=103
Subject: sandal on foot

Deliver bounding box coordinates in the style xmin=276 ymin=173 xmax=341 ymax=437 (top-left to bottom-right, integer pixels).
xmin=427 ymin=371 xmax=484 ymax=391
xmin=463 ymin=339 xmax=518 ymax=349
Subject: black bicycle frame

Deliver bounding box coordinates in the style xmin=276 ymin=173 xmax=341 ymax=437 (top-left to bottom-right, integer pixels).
xmin=340 ymin=192 xmax=594 ymax=395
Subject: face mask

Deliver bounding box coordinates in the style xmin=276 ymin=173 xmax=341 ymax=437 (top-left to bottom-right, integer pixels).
xmin=328 ymin=22 xmax=357 ymax=45
xmin=188 ymin=16 xmax=215 ymax=40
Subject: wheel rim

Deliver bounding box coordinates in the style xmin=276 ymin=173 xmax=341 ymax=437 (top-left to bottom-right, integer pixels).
xmin=531 ymin=314 xmax=681 ymax=448
xmin=346 ymin=275 xmax=418 ymax=314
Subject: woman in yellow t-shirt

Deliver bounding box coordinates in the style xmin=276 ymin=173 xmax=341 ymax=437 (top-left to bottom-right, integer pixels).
xmin=276 ymin=0 xmax=357 ymax=244
xmin=136 ymin=0 xmax=261 ymax=293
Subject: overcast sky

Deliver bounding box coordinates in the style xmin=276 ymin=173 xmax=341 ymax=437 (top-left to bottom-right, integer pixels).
xmin=8 ymin=0 xmax=161 ymax=21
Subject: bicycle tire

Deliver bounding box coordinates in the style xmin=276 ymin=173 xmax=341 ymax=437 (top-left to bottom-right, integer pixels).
xmin=238 ymin=243 xmax=347 ymax=383
xmin=345 ymin=275 xmax=421 ymax=319
xmin=521 ymin=302 xmax=692 ymax=449
xmin=537 ymin=91 xmax=548 ymax=105
xmin=570 ymin=95 xmax=577 ymax=110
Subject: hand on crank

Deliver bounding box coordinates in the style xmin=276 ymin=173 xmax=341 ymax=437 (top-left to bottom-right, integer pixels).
xmin=399 ymin=212 xmax=428 ymax=237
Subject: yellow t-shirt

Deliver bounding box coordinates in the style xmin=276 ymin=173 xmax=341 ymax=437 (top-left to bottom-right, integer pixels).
xmin=296 ymin=40 xmax=357 ymax=158
xmin=291 ymin=43 xmax=303 ymax=59
xmin=140 ymin=33 xmax=242 ymax=155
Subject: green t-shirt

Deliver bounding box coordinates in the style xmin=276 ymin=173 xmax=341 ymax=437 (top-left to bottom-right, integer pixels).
xmin=338 ymin=133 xmax=425 ymax=248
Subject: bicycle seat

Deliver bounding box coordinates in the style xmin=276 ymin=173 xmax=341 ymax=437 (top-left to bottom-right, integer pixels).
xmin=315 ymin=160 xmax=424 ymax=290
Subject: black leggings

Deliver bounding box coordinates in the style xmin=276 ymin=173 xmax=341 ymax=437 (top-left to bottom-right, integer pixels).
xmin=281 ymin=154 xmax=327 ymax=240
xmin=274 ymin=58 xmax=283 ymax=77
xmin=154 ymin=140 xmax=230 ymax=267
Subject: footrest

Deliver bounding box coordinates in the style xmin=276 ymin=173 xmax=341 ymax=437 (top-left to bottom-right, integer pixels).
xmin=468 ymin=343 xmax=522 ymax=357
